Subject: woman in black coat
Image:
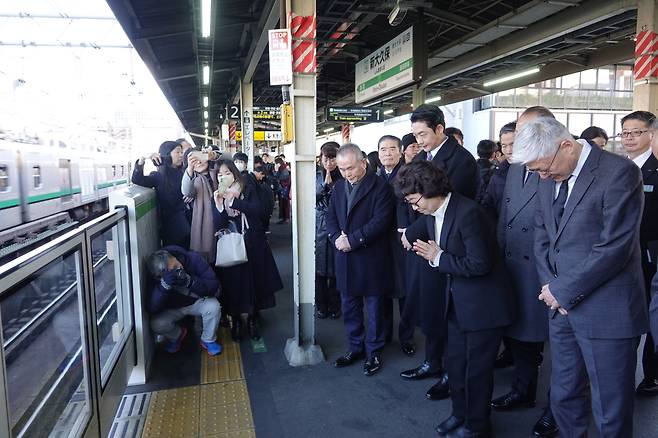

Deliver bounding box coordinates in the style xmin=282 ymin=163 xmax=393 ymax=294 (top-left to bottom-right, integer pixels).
xmin=315 ymin=142 xmax=343 ymax=319
xmin=214 ymin=160 xmax=283 ymax=341
xmin=132 ymin=140 xmax=191 ymax=248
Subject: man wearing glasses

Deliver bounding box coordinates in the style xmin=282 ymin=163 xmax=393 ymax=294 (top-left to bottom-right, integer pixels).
xmin=513 ymin=117 xmax=647 ymax=438
xmin=620 ymin=111 xmax=658 ymax=396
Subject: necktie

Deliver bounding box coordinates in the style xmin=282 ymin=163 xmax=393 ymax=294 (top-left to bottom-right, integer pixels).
xmin=427 ymin=151 xmax=433 ymax=161
xmin=523 ymin=170 xmax=534 ymax=186
xmin=553 ymin=176 xmax=571 ymax=226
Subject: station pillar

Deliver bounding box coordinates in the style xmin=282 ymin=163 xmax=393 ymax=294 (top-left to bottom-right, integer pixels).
xmin=283 ymin=0 xmax=324 ymax=366
xmin=632 ymin=0 xmax=658 ymax=113
xmin=412 ymin=86 xmax=426 ymax=108
xmin=240 ymin=81 xmax=255 ymax=170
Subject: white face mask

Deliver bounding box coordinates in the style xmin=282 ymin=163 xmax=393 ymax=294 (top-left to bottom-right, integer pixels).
xmin=235 ymin=162 xmax=246 ymax=172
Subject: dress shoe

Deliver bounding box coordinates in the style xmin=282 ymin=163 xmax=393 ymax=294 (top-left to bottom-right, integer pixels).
xmin=435 ymin=415 xmax=464 ymax=436
xmin=445 ymin=425 xmax=491 ymax=438
xmin=230 ymin=317 xmax=242 ymax=342
xmin=636 ymin=377 xmax=658 ymax=396
xmin=329 ymin=310 xmax=341 ymax=319
xmin=491 ymin=389 xmax=535 ymax=410
xmin=494 ymin=348 xmax=514 ymax=369
xmin=363 ymin=354 xmax=382 ymax=376
xmin=401 ymin=342 xmax=416 ymax=356
xmin=400 ymin=360 xmax=441 ymax=380
xmin=247 ymin=315 xmax=260 ymax=340
xmin=532 ymin=408 xmax=559 ymax=437
xmin=427 ymin=372 xmax=450 ymax=400
xmin=316 ymin=310 xmax=328 ymax=319
xmin=334 ymin=350 xmax=365 ymax=368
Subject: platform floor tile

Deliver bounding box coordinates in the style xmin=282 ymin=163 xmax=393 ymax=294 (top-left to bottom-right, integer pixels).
xmin=108 ymin=392 xmax=151 ymax=438
xmin=201 ymin=328 xmax=244 ymax=384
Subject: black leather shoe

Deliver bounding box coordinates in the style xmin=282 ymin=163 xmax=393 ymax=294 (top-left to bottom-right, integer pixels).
xmin=445 ymin=425 xmax=491 ymax=438
xmin=230 ymin=317 xmax=242 ymax=342
xmin=491 ymin=389 xmax=535 ymax=410
xmin=435 ymin=415 xmax=464 ymax=436
xmin=363 ymin=354 xmax=382 ymax=376
xmin=316 ymin=310 xmax=328 ymax=319
xmin=400 ymin=360 xmax=441 ymax=380
xmin=329 ymin=310 xmax=341 ymax=319
xmin=247 ymin=315 xmax=260 ymax=340
xmin=426 ymin=372 xmax=450 ymax=400
xmin=401 ymin=342 xmax=416 ymax=356
xmin=532 ymin=408 xmax=559 ymax=437
xmin=334 ymin=350 xmax=365 ymax=368
xmin=636 ymin=377 xmax=658 ymax=396
xmin=494 ymin=348 xmax=514 ymax=369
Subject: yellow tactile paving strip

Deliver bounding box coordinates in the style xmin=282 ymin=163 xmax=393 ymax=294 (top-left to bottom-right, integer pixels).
xmin=142 ymin=327 xmax=255 ymax=437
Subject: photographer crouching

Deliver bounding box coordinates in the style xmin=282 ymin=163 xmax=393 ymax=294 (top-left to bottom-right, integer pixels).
xmin=147 ymin=246 xmax=222 ymax=356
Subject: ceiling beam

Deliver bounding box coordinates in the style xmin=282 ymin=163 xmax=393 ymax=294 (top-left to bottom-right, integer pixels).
xmin=242 ymin=0 xmax=280 ymax=83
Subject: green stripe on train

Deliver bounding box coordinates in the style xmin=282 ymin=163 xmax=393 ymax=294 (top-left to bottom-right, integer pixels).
xmin=135 ymin=197 xmax=156 ymax=220
xmin=28 ymin=187 xmax=82 ymax=204
xmin=96 ymin=179 xmax=128 ymax=190
xmin=0 ymin=198 xmax=20 ymax=209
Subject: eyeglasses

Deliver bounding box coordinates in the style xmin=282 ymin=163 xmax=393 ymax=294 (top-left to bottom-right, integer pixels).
xmin=404 ymin=195 xmax=423 ymax=207
xmin=527 ymin=145 xmax=561 ymax=174
xmin=618 ymin=130 xmax=649 ymax=139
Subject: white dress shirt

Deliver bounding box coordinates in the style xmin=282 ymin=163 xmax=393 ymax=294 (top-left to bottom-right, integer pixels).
xmin=427 ymin=136 xmax=449 ymax=161
xmin=631 ymin=148 xmax=652 ymax=169
xmin=429 ymin=192 xmax=452 ymax=267
xmin=554 ymin=139 xmax=592 ymax=201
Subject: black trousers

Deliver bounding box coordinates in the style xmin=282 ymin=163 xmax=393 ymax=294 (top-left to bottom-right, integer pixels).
xmin=383 ymin=297 xmax=415 ymax=344
xmin=426 ymin=334 xmax=445 ymax=371
xmin=509 ymin=338 xmax=544 ymax=397
xmin=315 ymin=275 xmax=340 ymax=314
xmin=446 ymin=307 xmax=503 ymax=432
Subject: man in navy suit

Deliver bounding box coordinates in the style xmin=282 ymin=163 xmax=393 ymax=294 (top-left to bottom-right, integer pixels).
xmin=620 ymin=110 xmax=658 ymax=396
xmin=513 ymin=117 xmax=648 ymax=437
xmin=326 ymin=143 xmax=395 ymax=376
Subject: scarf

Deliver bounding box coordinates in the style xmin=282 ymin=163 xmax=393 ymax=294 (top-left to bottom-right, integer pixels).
xmin=190 ymin=172 xmax=217 ymax=263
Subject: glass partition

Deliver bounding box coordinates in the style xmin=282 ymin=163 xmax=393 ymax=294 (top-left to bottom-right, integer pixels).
xmin=1 ymin=248 xmax=92 ymax=438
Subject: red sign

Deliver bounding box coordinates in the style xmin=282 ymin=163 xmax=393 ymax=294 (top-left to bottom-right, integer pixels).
xmin=291 ymin=14 xmax=316 ymax=74
xmin=634 ymin=30 xmax=658 ymax=80
xmin=268 ymin=29 xmax=293 ymax=85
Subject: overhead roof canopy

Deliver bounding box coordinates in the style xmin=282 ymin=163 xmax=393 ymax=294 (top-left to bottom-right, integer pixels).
xmin=107 ymin=0 xmax=638 ymax=139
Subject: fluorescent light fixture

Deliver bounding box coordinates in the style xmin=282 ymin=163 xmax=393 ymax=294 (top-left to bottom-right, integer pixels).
xmin=483 ymin=67 xmax=540 ymax=87
xmin=426 ymin=95 xmax=441 ymax=103
xmin=204 ymin=128 xmax=209 ymax=135
xmin=201 ymin=0 xmax=211 ymax=37
xmin=204 ymin=121 xmax=208 ymax=128
xmin=203 ymin=96 xmax=209 ymax=107
xmin=323 ymin=127 xmax=334 ymax=133
xmin=203 ymin=110 xmax=209 ymax=119
xmin=202 ymin=65 xmax=210 ymax=84
xmin=384 ymin=109 xmax=394 ymax=115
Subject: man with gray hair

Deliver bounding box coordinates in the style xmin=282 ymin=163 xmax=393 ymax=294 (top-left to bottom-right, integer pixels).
xmin=512 ymin=117 xmax=648 ymax=437
xmin=326 ymin=143 xmax=395 ymax=376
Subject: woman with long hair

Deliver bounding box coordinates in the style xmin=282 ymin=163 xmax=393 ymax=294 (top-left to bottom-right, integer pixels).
xmin=274 ymin=157 xmax=291 ymax=223
xmin=214 ymin=160 xmax=283 ymax=341
xmin=132 ymin=140 xmax=191 ymax=248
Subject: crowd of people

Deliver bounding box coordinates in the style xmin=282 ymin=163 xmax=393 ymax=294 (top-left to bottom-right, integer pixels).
xmin=318 ymin=104 xmax=658 ymax=438
xmin=132 ymin=140 xmax=290 ymax=354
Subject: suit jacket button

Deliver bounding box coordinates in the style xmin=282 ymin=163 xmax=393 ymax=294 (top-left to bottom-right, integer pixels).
xmin=553 ymin=274 xmax=558 ymax=278
xmin=507 ymin=224 xmax=512 ymax=229
xmin=506 ymin=198 xmax=511 ymax=203
xmin=506 ymin=251 xmax=512 ymax=258
xmin=555 ymin=249 xmax=560 ymax=254
xmin=523 ymin=255 xmax=530 ymax=260
xmin=522 ymin=227 xmax=528 ymax=232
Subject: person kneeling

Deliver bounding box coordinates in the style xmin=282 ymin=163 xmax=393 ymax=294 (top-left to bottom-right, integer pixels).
xmin=397 ymin=161 xmax=514 ymax=438
xmin=147 ymin=246 xmax=223 ymax=356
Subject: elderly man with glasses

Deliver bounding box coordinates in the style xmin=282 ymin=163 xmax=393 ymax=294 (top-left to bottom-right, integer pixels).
xmin=512 ymin=116 xmax=647 ymax=438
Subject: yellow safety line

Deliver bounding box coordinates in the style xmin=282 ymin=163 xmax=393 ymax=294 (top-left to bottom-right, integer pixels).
xmin=142 ymin=327 xmax=256 ymax=437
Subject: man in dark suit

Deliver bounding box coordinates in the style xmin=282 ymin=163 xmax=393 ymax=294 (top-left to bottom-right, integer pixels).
xmin=399 ymin=104 xmax=478 ymax=401
xmin=398 ymin=161 xmax=514 ymax=438
xmin=513 ymin=116 xmax=648 ymax=437
xmin=376 ymin=135 xmax=416 ymax=356
xmin=326 ymin=143 xmax=395 ymax=376
xmin=620 ymin=110 xmax=658 ymax=396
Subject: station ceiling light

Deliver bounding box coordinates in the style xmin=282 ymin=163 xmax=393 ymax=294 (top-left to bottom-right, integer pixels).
xmin=323 ymin=127 xmax=334 ymax=133
xmin=203 ymin=96 xmax=209 ymax=108
xmin=202 ymin=65 xmax=210 ymax=85
xmin=426 ymin=95 xmax=441 ymax=103
xmin=384 ymin=109 xmax=394 ymax=115
xmin=483 ymin=67 xmax=540 ymax=87
xmin=203 ymin=110 xmax=209 ymax=119
xmin=201 ymin=0 xmax=212 ymax=38
xmin=204 ymin=121 xmax=208 ymax=128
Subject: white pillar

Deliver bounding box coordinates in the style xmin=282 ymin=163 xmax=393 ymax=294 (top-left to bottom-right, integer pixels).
xmin=240 ymin=81 xmax=255 ymax=170
xmin=283 ymin=0 xmax=323 ymax=366
xmin=633 ymin=0 xmax=658 ymax=113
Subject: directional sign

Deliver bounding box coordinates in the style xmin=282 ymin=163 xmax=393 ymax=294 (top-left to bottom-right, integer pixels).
xmin=227 ymin=104 xmax=240 ymax=120
xmin=252 ymin=106 xmax=281 ymax=120
xmin=326 ymin=106 xmax=384 ymax=123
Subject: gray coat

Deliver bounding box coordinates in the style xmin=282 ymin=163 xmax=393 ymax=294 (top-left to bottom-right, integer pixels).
xmin=497 ymin=164 xmax=547 ymax=342
xmin=534 ymin=145 xmax=648 ymax=339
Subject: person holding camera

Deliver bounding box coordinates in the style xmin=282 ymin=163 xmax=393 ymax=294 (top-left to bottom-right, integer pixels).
xmin=132 ymin=140 xmax=191 ymax=248
xmin=146 ymin=246 xmax=222 ymax=356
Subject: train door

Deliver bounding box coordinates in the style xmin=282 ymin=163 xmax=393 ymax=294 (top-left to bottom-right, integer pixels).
xmin=59 ymin=159 xmax=73 ymax=204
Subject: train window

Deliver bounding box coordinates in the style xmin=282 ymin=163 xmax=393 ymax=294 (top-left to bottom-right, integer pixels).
xmin=0 ymin=165 xmax=9 ymax=192
xmin=32 ymin=165 xmax=42 ymax=189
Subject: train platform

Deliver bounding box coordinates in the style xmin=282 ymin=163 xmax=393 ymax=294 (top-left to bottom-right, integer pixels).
xmin=111 ymin=217 xmax=658 ymax=438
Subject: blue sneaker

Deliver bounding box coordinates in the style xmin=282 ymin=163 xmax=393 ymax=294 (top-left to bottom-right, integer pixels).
xmin=200 ymin=340 xmax=222 ymax=356
xmin=164 ymin=327 xmax=188 ymax=353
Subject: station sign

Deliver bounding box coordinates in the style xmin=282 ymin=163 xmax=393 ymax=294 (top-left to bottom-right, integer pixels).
xmin=268 ymin=29 xmax=293 ymax=85
xmin=252 ymin=106 xmax=281 ymax=120
xmin=355 ymin=26 xmax=414 ymax=103
xmin=235 ymin=131 xmax=282 ymax=142
xmin=326 ymin=106 xmax=384 ymax=123
xmin=227 ymin=104 xmax=240 ymax=120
